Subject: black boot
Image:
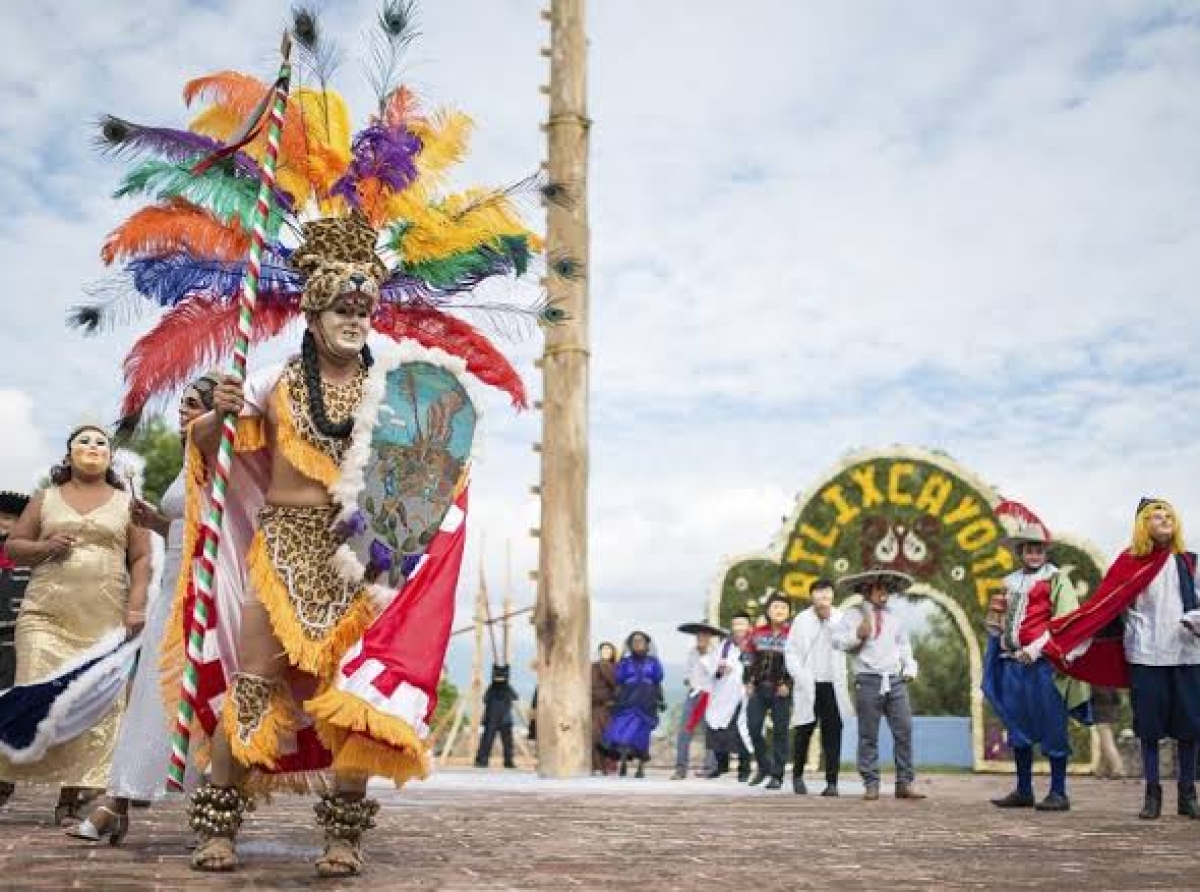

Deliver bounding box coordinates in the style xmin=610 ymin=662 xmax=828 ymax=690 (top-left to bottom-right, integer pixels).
xmin=792 ymin=774 xmax=807 ymax=795
xmin=618 ymin=755 xmax=629 ymax=777
xmin=1140 ymin=782 xmax=1162 ymax=820
xmin=1035 ymin=792 xmax=1070 ymax=812
xmin=990 ymin=790 xmax=1035 ymax=808
xmin=1178 ymin=783 xmax=1200 ymax=818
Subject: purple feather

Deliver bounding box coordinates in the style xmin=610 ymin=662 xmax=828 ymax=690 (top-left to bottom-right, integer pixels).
xmin=97 ymin=116 xmax=296 ymax=212
xmin=334 ymin=509 xmax=369 ymax=540
xmin=330 ymin=124 xmax=421 ymax=207
xmin=366 ymin=539 xmax=396 ymax=580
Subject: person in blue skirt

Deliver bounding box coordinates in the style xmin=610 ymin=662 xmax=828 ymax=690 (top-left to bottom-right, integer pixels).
xmin=600 ymin=631 xmax=665 ymax=777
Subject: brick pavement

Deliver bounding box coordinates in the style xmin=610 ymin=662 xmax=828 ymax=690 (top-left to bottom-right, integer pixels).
xmin=0 ymin=771 xmax=1194 ymax=891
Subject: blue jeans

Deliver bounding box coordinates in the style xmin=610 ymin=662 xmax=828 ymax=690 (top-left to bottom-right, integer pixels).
xmin=747 ymin=684 xmax=792 ymax=779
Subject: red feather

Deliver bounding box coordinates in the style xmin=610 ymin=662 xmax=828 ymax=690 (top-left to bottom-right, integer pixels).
xmin=120 ymin=297 xmax=298 ymax=420
xmin=995 ymin=500 xmax=1051 ymax=539
xmin=373 ymin=304 xmax=527 ymax=409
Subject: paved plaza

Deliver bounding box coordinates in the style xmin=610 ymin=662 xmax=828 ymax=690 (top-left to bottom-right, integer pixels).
xmin=0 ymin=770 xmax=1193 ymax=890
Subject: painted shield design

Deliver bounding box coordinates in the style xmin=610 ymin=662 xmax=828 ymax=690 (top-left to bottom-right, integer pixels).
xmin=338 ymin=358 xmax=477 ymax=595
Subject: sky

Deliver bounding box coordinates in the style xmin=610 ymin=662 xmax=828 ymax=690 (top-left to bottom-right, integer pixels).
xmin=2 ymin=1 xmax=1200 ymax=691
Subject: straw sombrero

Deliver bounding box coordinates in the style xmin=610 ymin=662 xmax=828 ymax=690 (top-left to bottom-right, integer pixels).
xmin=1001 ymin=522 xmax=1052 ymax=552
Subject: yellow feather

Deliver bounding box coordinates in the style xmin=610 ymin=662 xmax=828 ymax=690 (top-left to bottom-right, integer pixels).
xmin=391 ymin=187 xmax=542 ymax=264
xmin=409 ymin=110 xmax=474 ymax=184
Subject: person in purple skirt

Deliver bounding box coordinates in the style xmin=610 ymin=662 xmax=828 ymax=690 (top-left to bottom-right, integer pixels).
xmin=600 ymin=631 xmax=665 ymax=777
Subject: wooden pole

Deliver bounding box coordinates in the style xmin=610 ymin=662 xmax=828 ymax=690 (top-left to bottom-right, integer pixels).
xmin=466 ymin=547 xmax=488 ymax=761
xmin=503 ymin=538 xmax=513 ymax=666
xmin=534 ymin=0 xmax=591 ymax=778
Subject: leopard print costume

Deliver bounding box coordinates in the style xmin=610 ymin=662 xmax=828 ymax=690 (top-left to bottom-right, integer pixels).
xmin=279 ymin=357 xmax=366 ymax=467
xmin=291 ymin=210 xmax=388 ymax=312
xmin=229 ymin=673 xmax=278 ymax=747
xmin=259 ymin=504 xmax=362 ymax=643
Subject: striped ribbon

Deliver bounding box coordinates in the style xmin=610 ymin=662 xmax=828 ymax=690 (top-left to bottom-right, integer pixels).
xmin=166 ymin=42 xmax=293 ymax=791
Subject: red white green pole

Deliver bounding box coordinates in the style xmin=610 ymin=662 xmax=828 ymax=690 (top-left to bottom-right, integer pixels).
xmin=166 ymin=35 xmax=293 ymax=792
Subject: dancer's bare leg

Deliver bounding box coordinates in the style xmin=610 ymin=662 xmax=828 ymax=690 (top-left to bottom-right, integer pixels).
xmin=193 ymin=600 xmax=288 ymax=872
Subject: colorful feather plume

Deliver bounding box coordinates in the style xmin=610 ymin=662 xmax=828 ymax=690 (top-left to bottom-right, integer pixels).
xmin=82 ymin=1 xmax=546 ymax=427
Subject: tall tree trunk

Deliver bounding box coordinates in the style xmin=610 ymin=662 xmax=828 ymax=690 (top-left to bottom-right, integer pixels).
xmin=535 ymin=0 xmax=591 ymax=778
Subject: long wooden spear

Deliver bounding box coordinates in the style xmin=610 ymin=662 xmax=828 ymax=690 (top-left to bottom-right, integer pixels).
xmin=166 ymin=33 xmax=293 ymax=791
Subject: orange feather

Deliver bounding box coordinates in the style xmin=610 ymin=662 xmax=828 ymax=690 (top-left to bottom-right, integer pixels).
xmin=101 ymin=198 xmax=251 ymax=266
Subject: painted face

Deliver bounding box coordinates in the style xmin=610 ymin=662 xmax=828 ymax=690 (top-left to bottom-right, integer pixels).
xmin=69 ymin=428 xmax=111 ymax=477
xmin=629 ymin=634 xmax=649 ymax=655
xmin=598 ymin=643 xmax=616 ymax=662
xmin=811 ymin=585 xmax=835 ymax=618
xmin=0 ymin=513 xmax=17 ymax=538
xmin=179 ymin=386 xmax=208 ymax=430
xmin=730 ymin=617 xmax=751 ymax=640
xmin=1148 ymin=507 xmax=1176 ymax=545
xmin=313 ymin=295 xmax=373 ymax=360
xmin=1020 ymin=542 xmax=1048 ymax=571
xmin=767 ymin=599 xmax=791 ymax=625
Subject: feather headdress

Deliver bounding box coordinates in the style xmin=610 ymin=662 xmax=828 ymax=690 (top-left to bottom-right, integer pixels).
xmin=75 ymin=2 xmax=572 ymax=430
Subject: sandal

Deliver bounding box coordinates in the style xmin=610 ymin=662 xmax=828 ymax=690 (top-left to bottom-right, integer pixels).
xmin=192 ymin=836 xmax=238 ymax=872
xmin=313 ymin=794 xmax=378 ymax=878
xmin=66 ymin=805 xmax=129 ymax=846
xmin=187 ymin=784 xmax=248 ymax=873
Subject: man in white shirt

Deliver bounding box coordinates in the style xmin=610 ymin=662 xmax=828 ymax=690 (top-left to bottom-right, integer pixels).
xmin=704 ymin=613 xmax=753 ymax=781
xmin=833 ymin=568 xmax=925 ymax=802
xmin=672 ymin=623 xmax=720 ymax=779
xmin=1044 ymin=498 xmax=1200 ymax=820
xmin=785 ymin=578 xmax=852 ymax=796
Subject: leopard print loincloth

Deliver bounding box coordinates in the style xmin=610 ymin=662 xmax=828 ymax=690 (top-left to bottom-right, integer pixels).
xmin=258 ymin=504 xmax=363 ymax=644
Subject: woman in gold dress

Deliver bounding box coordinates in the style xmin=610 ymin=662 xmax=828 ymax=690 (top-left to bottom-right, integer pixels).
xmin=0 ymin=425 xmax=150 ymax=824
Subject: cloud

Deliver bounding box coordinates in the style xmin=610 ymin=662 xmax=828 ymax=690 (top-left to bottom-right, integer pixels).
xmin=2 ymin=1 xmax=1199 ymax=674
xmin=0 ymin=390 xmax=55 ymax=489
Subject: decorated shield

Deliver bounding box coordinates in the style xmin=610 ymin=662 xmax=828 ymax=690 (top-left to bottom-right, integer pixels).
xmin=334 ymin=348 xmax=478 ymax=601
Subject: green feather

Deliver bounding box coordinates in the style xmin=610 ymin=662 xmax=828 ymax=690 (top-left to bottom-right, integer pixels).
xmin=113 ymin=160 xmax=285 ymax=234
xmin=407 ymin=236 xmax=532 ymax=290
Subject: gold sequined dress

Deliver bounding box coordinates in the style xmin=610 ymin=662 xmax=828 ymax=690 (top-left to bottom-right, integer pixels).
xmin=0 ymin=486 xmax=131 ymax=787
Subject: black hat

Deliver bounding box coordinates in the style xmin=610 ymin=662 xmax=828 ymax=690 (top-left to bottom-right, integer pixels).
xmin=0 ymin=491 xmax=29 ymax=517
xmin=677 ymin=621 xmax=727 ymax=637
xmin=1137 ymin=497 xmax=1166 ymax=518
xmin=837 ymin=567 xmax=914 ymax=595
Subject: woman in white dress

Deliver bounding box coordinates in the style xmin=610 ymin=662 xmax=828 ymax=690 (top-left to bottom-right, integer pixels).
xmin=66 ymin=375 xmax=219 ymax=844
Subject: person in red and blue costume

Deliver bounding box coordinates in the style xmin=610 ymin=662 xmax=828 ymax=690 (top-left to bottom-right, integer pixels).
xmin=982 ymin=522 xmax=1090 ymax=812
xmin=1043 ymin=498 xmax=1200 ymax=820
xmin=745 ymin=594 xmax=793 ymax=789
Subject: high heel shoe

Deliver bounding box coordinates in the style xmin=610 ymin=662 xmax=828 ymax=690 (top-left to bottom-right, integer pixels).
xmin=65 ymin=806 xmax=130 ymax=845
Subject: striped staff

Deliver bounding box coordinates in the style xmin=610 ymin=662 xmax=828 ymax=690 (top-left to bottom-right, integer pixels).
xmin=166 ymin=33 xmax=294 ymax=792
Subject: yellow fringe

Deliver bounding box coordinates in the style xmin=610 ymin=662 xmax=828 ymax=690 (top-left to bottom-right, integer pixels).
xmin=234 ymin=416 xmax=266 ymax=452
xmin=305 ymin=686 xmax=431 ymax=787
xmin=245 ymin=768 xmax=333 ymax=800
xmin=158 ymin=435 xmax=209 ymax=719
xmin=273 ymin=386 xmax=339 ymax=487
xmin=222 ymin=682 xmax=295 ymax=771
xmin=246 ymin=533 xmax=374 ymax=678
